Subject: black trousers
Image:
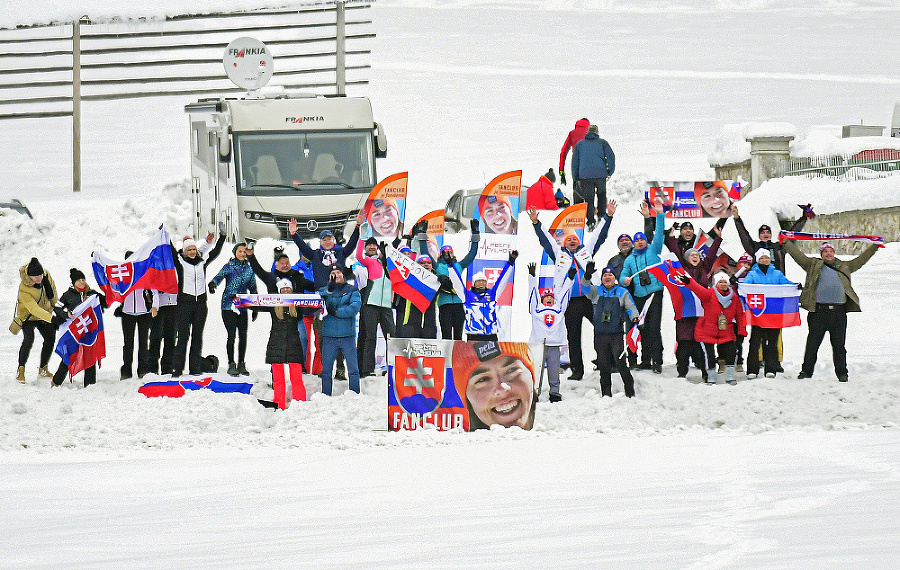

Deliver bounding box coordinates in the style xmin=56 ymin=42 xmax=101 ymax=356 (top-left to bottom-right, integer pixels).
xmin=360 ymin=305 xmax=394 ymax=375
xmin=564 ymin=296 xmax=594 ymax=376
xmin=707 ymin=341 xmax=736 ymax=368
xmin=467 ymin=333 xmax=498 ymax=342
xmin=747 ymin=326 xmax=780 ymax=375
xmin=802 ymin=304 xmax=848 ymax=377
xmin=18 ymin=319 xmax=56 ymax=368
xmin=53 ymin=362 xmax=96 ymax=387
xmin=633 ymin=293 xmax=663 ymax=366
xmin=594 ymin=333 xmax=635 ymax=397
xmin=149 ymin=305 xmax=177 ymax=375
xmin=173 ymin=296 xmax=208 ymax=375
xmin=222 ymin=310 xmax=249 ymax=364
xmin=121 ymin=312 xmax=152 ymax=377
xmin=576 ymin=178 xmax=608 ymax=225
xmin=439 ymin=303 xmax=466 ymax=340
xmin=675 ymin=340 xmax=707 ymax=377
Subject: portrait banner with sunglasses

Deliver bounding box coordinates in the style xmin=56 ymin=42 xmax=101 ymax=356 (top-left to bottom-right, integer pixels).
xmin=364 ymin=172 xmax=408 ymax=241
xmin=538 ymin=203 xmax=587 ymax=293
xmin=414 ymin=209 xmax=446 ymax=262
xmin=387 ymin=338 xmax=542 ymax=432
xmin=645 ymin=180 xmax=743 ymax=220
xmin=471 ymin=171 xmax=522 ymax=339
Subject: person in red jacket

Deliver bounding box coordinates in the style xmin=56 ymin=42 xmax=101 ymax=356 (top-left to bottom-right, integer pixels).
xmin=524 ymin=170 xmax=560 ymax=211
xmin=680 ymin=271 xmax=747 ymax=385
xmin=559 ymin=118 xmax=589 ymax=187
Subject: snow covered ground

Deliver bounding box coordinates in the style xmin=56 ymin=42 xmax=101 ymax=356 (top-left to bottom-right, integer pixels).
xmin=3 ymin=1 xmax=900 ymax=567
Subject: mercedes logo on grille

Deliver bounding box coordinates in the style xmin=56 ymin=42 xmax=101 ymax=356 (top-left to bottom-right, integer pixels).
xmin=306 ymin=220 xmax=319 ymax=232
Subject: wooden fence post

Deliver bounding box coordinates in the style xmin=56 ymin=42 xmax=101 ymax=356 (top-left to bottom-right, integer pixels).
xmin=72 ymin=17 xmax=83 ymax=193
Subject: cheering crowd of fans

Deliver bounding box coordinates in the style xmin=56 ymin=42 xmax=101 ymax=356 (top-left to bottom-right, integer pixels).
xmin=11 ymin=119 xmax=882 ymax=399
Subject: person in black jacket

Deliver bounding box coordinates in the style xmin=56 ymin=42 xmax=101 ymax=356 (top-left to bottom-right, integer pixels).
xmin=51 ymin=268 xmax=107 ymax=387
xmin=731 ymin=203 xmax=814 ymax=274
xmin=170 ymin=231 xmax=225 ymax=377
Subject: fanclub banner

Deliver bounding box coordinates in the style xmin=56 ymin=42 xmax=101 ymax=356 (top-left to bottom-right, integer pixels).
xmin=470 ymin=171 xmax=521 ymax=339
xmin=364 ymin=172 xmax=408 ymax=241
xmin=645 ymin=180 xmax=744 ymax=220
xmin=387 ymin=339 xmax=542 ymax=432
xmin=233 ymin=293 xmax=323 ymax=309
xmin=415 ymin=209 xmax=445 ymax=261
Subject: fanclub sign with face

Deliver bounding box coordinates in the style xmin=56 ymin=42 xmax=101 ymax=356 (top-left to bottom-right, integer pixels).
xmin=365 ymin=172 xmax=407 ymax=240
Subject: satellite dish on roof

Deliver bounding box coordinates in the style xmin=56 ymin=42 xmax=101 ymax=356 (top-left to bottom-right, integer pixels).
xmin=223 ymin=37 xmax=274 ymax=91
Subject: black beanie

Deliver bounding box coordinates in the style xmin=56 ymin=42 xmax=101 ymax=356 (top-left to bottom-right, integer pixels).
xmin=364 ymin=237 xmax=378 ymax=247
xmin=546 ymin=168 xmax=556 ymax=184
xmin=70 ymin=267 xmax=86 ymax=284
xmin=26 ymin=257 xmax=43 ymax=276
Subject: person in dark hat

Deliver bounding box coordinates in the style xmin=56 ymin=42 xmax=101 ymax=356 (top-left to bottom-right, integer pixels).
xmin=571 ymin=124 xmax=615 ymax=229
xmin=50 ymin=268 xmax=107 ymax=387
xmin=582 ymin=263 xmax=638 ymax=396
xmin=318 ymin=265 xmax=362 ymax=395
xmin=12 ymin=258 xmax=58 ymax=383
xmin=209 ymin=242 xmax=258 ymax=376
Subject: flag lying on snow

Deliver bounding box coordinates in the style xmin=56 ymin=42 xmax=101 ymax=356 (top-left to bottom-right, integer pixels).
xmin=138 ymin=376 xmax=253 ymax=398
xmin=54 ymin=294 xmax=106 ymax=377
xmin=646 ymin=254 xmax=704 ymax=319
xmin=738 ymin=283 xmax=801 ymax=328
xmin=92 ymin=227 xmax=178 ymax=304
xmin=625 ymin=291 xmax=654 ymax=354
xmin=385 ymin=244 xmax=440 ymax=312
xmin=778 ymin=230 xmax=884 ymax=247
xmin=233 ymin=293 xmax=323 ymax=309
xmin=271 ymin=363 xmax=306 ymax=409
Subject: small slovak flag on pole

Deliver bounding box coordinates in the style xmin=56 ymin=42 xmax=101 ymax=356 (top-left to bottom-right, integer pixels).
xmin=626 ymin=292 xmax=654 ymax=354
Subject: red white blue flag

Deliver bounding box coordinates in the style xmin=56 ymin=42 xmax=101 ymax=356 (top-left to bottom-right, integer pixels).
xmin=54 ymin=295 xmax=106 ymax=377
xmin=738 ymin=283 xmax=801 ymax=328
xmin=92 ymin=227 xmax=178 ymax=304
xmin=647 ymin=254 xmax=704 ymax=319
xmin=778 ymin=230 xmax=884 ymax=247
xmin=385 ymin=244 xmax=439 ymax=313
xmin=625 ymin=292 xmax=653 ymax=354
xmin=138 ymin=376 xmax=254 ymax=398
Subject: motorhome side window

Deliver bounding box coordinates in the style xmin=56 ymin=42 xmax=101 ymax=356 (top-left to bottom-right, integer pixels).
xmin=235 ymin=131 xmax=374 ymax=193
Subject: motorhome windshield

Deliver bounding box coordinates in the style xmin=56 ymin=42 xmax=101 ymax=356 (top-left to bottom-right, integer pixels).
xmin=235 ymin=131 xmax=374 ymax=194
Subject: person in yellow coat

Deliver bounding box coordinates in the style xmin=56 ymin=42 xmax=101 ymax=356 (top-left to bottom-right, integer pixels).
xmin=11 ymin=258 xmax=58 ymax=383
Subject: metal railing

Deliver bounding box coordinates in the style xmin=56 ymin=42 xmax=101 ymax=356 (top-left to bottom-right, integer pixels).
xmin=779 ymin=149 xmax=900 ymax=181
xmin=0 ymin=1 xmax=373 ymax=190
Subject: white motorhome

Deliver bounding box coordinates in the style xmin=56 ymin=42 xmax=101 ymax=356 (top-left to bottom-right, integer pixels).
xmin=185 ymin=93 xmax=387 ymax=243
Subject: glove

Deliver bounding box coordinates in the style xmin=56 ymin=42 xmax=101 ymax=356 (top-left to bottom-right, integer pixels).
xmin=508 ymin=250 xmax=519 ymax=264
xmin=583 ymin=261 xmax=596 ymax=280
xmin=437 ymin=274 xmax=453 ymax=293
xmin=567 ymin=265 xmax=578 ymax=280
xmin=378 ymin=241 xmax=388 ymax=256
xmin=218 ymin=221 xmax=226 ymax=236
xmin=251 ymin=309 xmax=259 ymax=322
xmin=527 ymin=262 xmax=536 ymax=277
xmin=470 ymin=218 xmax=480 ymax=236
xmin=327 ymin=276 xmax=337 ymax=292
xmin=560 ymin=171 xmax=567 ymax=186
xmin=631 ymin=317 xmax=642 ymax=330
xmin=208 ymin=281 xmax=216 ymax=294
xmin=677 ymin=274 xmax=691 ymax=284
xmin=113 ymin=306 xmax=123 ymax=318
xmin=799 ymin=203 xmax=816 ymax=219
xmin=797 ymin=283 xmax=803 ymax=290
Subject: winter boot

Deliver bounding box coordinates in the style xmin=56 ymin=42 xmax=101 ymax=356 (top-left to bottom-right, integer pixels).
xmin=227 ymin=362 xmax=239 ymax=376
xmin=17 ymin=366 xmax=26 ymax=383
xmin=726 ymin=365 xmax=736 ymax=385
xmin=706 ymin=368 xmax=718 ymax=385
xmin=716 ymin=359 xmax=726 ymax=375
xmin=38 ymin=366 xmax=53 ymax=379
xmin=735 ymin=363 xmax=744 ymax=373
xmin=237 ymin=362 xmax=249 ymax=376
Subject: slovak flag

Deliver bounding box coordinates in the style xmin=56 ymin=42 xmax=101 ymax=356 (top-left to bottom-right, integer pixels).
xmin=385 ymin=244 xmax=440 ymax=313
xmin=738 ymin=283 xmax=801 ymax=328
xmin=647 ymin=254 xmax=704 ymax=319
xmin=54 ymin=294 xmax=106 ymax=377
xmin=92 ymin=227 xmax=178 ymax=304
xmin=626 ymin=292 xmax=653 ymax=354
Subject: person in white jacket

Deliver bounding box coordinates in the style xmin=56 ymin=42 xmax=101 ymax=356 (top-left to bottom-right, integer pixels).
xmin=527 ymin=263 xmax=576 ymax=402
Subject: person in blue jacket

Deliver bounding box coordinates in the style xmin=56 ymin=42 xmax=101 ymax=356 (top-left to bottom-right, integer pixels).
xmin=742 ymin=248 xmax=798 ymax=379
xmin=318 ymin=265 xmax=362 ymax=395
xmin=621 ymin=197 xmax=666 ymax=373
xmin=209 ymin=242 xmax=258 ymax=376
xmin=571 ymin=124 xmax=615 ymax=228
xmin=435 ymin=218 xmax=480 ymax=339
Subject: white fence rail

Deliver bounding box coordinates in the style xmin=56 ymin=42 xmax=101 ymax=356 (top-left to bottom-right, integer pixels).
xmin=778 ymin=149 xmax=900 ymax=181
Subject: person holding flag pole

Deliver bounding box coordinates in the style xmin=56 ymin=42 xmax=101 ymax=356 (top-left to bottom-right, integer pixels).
xmin=51 ymin=268 xmax=108 ymax=387
xmin=742 ymin=248 xmax=798 ymax=379
xmin=527 ymin=262 xmax=576 ymax=402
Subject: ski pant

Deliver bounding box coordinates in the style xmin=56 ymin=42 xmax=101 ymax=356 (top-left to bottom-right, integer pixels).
xmin=633 ymin=293 xmax=663 ymax=366
xmin=576 ymin=177 xmax=607 ymax=226
xmin=121 ymin=312 xmax=152 ymax=377
xmin=747 ymin=326 xmax=780 ymax=375
xmin=676 ymin=340 xmax=707 ymax=377
xmin=360 ymin=304 xmax=394 ymax=376
xmin=222 ymin=310 xmax=249 ymax=365
xmin=801 ymin=303 xmax=848 ymax=378
xmin=173 ymin=295 xmax=208 ymax=375
xmin=734 ymin=324 xmax=745 ymax=365
xmin=53 ymin=362 xmax=96 ymax=387
xmin=321 ymin=335 xmax=360 ymax=395
xmin=594 ymin=333 xmax=635 ymax=397
xmin=18 ymin=319 xmax=56 ymax=368
xmin=564 ymin=295 xmax=594 ymax=376
xmin=706 ymin=341 xmax=736 ymax=369
xmin=467 ymin=333 xmax=498 ymax=342
xmin=542 ymin=345 xmax=562 ymax=396
xmin=313 ymin=312 xmax=342 ymax=376
xmin=149 ymin=305 xmax=177 ymax=375
xmin=439 ymin=303 xmax=466 ymax=340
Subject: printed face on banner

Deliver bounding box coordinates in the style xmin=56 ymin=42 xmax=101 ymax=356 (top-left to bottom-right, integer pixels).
xmin=454 ymin=341 xmax=536 ymax=431
xmin=366 ymin=198 xmax=404 ymax=239
xmin=646 ymin=181 xmax=738 ymax=219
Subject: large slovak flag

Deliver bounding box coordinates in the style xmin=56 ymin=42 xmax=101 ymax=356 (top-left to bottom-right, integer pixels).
xmin=738 ymin=283 xmax=801 ymax=328
xmin=138 ymin=377 xmax=254 ymax=398
xmin=646 ymin=254 xmax=704 ymax=320
xmin=54 ymin=294 xmax=106 ymax=376
xmin=92 ymin=227 xmax=178 ymax=304
xmin=385 ymin=244 xmax=440 ymax=313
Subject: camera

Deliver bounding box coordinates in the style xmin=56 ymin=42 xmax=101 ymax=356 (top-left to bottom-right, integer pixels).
xmin=639 ymin=272 xmax=652 ymax=286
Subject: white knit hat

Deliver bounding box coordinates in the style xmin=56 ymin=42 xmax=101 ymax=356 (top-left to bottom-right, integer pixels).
xmin=755 ymin=247 xmax=771 ymax=262
xmin=713 ymin=272 xmax=730 ymax=284
xmin=276 ymin=278 xmax=292 ymax=291
xmin=472 ymin=272 xmax=487 ymax=283
xmin=182 ymin=238 xmax=197 ymax=249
